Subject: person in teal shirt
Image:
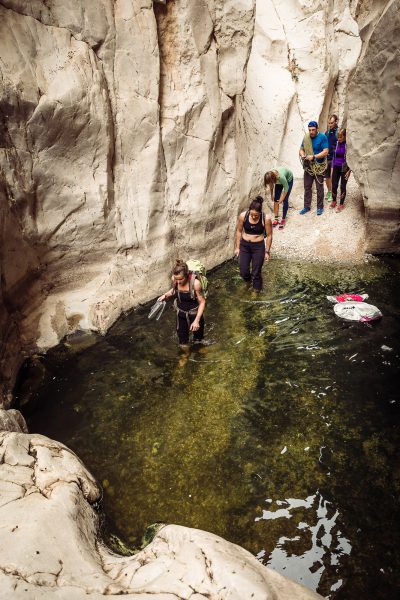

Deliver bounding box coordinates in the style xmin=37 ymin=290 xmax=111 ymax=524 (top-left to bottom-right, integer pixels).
xmin=299 ymin=121 xmax=329 ymax=215
xmin=264 ymin=167 xmax=294 ymax=229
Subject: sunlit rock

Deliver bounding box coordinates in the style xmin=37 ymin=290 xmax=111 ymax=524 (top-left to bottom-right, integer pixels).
xmin=239 ymin=0 xmax=361 ymax=196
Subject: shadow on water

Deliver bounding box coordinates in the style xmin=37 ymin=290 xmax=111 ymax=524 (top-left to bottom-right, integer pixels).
xmin=18 ymin=258 xmax=400 ymax=600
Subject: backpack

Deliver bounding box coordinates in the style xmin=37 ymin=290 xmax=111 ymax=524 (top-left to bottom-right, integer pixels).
xmin=186 ymin=259 xmax=208 ymax=299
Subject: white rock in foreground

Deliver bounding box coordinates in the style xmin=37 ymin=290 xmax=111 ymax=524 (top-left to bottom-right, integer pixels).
xmin=0 ymin=429 xmax=323 ymax=599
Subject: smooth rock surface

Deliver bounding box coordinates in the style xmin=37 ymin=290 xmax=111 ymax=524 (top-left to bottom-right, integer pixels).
xmin=0 ymin=429 xmax=323 ymax=599
xmin=347 ymin=0 xmax=400 ymax=252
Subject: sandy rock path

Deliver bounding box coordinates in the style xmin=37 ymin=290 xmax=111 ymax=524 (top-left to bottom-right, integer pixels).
xmin=268 ymin=177 xmax=367 ymax=263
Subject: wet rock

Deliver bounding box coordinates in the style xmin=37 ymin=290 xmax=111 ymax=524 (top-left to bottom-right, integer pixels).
xmin=0 ymin=409 xmax=28 ymax=433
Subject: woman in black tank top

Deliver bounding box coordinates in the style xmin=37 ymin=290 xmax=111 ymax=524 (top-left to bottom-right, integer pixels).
xmin=235 ymin=196 xmax=273 ymax=292
xmin=158 ymin=260 xmax=206 ymax=345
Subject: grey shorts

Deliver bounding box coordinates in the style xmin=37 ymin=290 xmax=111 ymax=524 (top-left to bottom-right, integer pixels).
xmin=324 ymin=160 xmax=332 ymax=178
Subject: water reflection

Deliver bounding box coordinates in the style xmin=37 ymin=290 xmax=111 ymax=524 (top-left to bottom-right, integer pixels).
xmin=256 ymin=492 xmax=352 ymax=596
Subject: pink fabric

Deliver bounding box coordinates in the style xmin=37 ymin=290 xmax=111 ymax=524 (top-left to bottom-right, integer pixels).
xmin=335 ymin=294 xmax=364 ymax=303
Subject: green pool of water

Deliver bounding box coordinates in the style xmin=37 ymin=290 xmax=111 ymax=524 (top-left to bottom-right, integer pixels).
xmin=20 ymin=258 xmax=400 ymax=599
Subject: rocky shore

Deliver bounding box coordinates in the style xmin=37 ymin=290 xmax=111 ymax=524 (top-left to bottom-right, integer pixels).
xmin=0 ymin=412 xmax=323 ymax=599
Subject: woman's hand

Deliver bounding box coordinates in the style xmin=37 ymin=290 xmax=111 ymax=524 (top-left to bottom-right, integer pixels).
xmin=265 ymin=250 xmax=271 ymax=262
xmin=157 ymin=294 xmax=166 ymax=302
xmin=190 ymin=320 xmax=200 ymax=332
xmin=234 ymin=247 xmax=240 ymax=257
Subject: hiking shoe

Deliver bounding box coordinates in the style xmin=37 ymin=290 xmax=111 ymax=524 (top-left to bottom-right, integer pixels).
xmin=278 ymin=218 xmax=286 ymax=229
xmin=299 ymin=207 xmax=310 ymax=215
xmin=316 ymin=208 xmax=324 ymax=216
xmin=325 ymin=191 xmax=332 ymax=201
xmin=336 ymin=204 xmax=345 ymax=212
xmin=272 ymin=218 xmax=279 ymax=227
xmin=330 ymin=200 xmax=337 ymax=208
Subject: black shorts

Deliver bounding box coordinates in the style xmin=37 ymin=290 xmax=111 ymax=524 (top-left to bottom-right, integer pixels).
xmin=324 ymin=160 xmax=332 ymax=178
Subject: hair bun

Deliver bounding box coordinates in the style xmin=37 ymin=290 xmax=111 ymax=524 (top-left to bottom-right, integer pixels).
xmin=255 ymin=195 xmax=264 ymax=204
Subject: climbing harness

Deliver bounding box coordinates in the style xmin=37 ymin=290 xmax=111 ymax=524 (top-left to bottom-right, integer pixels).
xmin=301 ymin=133 xmax=327 ymax=184
xmin=173 ymin=297 xmax=199 ymax=330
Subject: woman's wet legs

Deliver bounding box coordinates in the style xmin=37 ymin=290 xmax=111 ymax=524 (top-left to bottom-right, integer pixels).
xmin=250 ymin=241 xmax=265 ymax=290
xmin=239 ymin=240 xmax=252 ymax=283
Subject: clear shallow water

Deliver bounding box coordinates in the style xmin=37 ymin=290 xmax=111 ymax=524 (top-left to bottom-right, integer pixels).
xmin=19 ymin=258 xmax=400 ymax=599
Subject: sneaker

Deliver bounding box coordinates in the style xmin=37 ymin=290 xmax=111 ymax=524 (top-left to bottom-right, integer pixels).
xmin=325 ymin=191 xmax=332 ymax=201
xmin=336 ymin=204 xmax=345 ymax=212
xmin=330 ymin=200 xmax=337 ymax=208
xmin=299 ymin=207 xmax=310 ymax=215
xmin=272 ymin=218 xmax=279 ymax=227
xmin=278 ymin=218 xmax=286 ymax=229
xmin=316 ymin=208 xmax=324 ymax=216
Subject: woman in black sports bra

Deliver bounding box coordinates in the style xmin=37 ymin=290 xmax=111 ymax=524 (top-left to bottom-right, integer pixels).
xmin=158 ymin=260 xmax=206 ymax=345
xmin=235 ymin=196 xmax=272 ymax=291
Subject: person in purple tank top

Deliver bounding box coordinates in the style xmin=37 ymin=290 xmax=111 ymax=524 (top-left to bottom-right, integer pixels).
xmin=330 ymin=128 xmax=352 ymax=213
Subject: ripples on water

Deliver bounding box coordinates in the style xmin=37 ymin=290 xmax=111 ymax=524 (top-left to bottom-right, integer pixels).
xmin=20 ymin=258 xmax=400 ymax=600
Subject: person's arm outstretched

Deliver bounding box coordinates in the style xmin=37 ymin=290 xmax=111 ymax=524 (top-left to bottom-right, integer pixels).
xmin=158 ymin=276 xmax=175 ymax=301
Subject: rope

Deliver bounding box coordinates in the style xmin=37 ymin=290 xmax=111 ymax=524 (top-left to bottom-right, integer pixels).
xmin=301 ymin=133 xmax=327 ymax=184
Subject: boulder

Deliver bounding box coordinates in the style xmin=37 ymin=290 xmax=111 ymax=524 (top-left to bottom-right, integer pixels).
xmin=0 ymin=430 xmax=323 ymax=599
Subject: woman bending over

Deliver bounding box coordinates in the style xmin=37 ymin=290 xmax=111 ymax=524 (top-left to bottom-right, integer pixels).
xmin=264 ymin=167 xmax=294 ymax=229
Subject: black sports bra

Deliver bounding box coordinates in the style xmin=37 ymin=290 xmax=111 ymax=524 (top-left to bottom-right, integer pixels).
xmin=243 ymin=211 xmax=265 ymax=235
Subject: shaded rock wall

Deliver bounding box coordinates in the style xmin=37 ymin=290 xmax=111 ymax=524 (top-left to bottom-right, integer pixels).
xmin=347 ymin=0 xmax=400 ymax=252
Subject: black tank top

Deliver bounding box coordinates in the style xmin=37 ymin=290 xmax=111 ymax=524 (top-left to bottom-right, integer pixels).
xmin=176 ymin=288 xmax=198 ymax=312
xmin=243 ymin=211 xmax=265 ymax=235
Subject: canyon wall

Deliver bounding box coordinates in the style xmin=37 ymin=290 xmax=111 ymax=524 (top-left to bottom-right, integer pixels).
xmin=0 ymin=0 xmax=255 ymax=400
xmin=0 ymin=0 xmax=399 ymax=388
xmin=347 ymin=0 xmax=400 ymax=252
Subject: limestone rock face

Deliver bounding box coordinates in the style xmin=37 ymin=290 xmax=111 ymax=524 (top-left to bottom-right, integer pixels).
xmin=0 ymin=429 xmax=323 ymax=599
xmin=347 ymin=0 xmax=400 ymax=252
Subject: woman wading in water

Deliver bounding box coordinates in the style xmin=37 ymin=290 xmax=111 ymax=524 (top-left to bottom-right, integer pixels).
xmin=235 ymin=196 xmax=272 ymax=292
xmin=158 ymin=260 xmax=206 ymax=346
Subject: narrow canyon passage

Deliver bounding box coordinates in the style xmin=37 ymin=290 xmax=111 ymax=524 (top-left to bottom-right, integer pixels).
xmin=19 ymin=257 xmax=400 ymax=600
